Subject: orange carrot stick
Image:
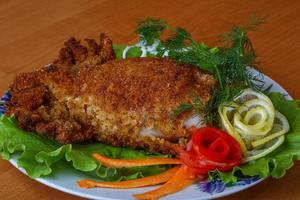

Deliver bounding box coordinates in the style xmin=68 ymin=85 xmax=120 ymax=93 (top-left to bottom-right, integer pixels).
xmin=133 ymin=165 xmax=199 ymax=200
xmin=77 ymin=166 xmax=180 ymax=189
xmin=92 ymin=153 xmax=182 ymax=168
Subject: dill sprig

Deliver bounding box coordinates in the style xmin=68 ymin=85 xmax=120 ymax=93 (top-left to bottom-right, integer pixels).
xmin=135 ymin=17 xmax=264 ymax=126
xmin=170 ymin=103 xmax=193 ymax=119
xmin=162 ymin=27 xmax=192 ymax=50
xmin=170 ymin=95 xmax=220 ymax=125
xmin=135 ymin=18 xmax=167 ymax=45
xmin=190 ymin=96 xmax=216 ymax=125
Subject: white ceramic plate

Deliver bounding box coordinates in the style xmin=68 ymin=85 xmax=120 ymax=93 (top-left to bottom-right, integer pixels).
xmin=7 ymin=68 xmax=291 ymax=200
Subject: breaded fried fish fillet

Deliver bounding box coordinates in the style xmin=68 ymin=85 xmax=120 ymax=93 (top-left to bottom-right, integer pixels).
xmin=5 ymin=34 xmax=216 ymax=154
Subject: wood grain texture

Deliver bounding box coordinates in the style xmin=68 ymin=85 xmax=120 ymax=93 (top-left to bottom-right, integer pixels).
xmin=0 ymin=0 xmax=299 ymax=199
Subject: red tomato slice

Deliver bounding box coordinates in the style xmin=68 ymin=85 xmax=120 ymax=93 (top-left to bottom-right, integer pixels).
xmin=175 ymin=127 xmax=242 ymax=175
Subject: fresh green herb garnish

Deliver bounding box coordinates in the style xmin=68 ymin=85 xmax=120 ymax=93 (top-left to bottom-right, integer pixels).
xmin=171 ymin=95 xmax=217 ymax=125
xmin=136 ymin=18 xmax=167 ymax=45
xmin=136 ymin=17 xmax=264 ymax=125
xmin=161 ymin=27 xmax=192 ymax=52
xmin=191 ymin=95 xmax=218 ymax=125
xmin=170 ymin=103 xmax=193 ymax=119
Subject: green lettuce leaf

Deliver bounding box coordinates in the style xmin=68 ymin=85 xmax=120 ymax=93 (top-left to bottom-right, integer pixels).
xmin=0 ymin=115 xmax=169 ymax=180
xmin=209 ymin=92 xmax=300 ymax=183
xmin=113 ymin=44 xmax=142 ymax=59
xmin=113 ymin=44 xmax=126 ymax=59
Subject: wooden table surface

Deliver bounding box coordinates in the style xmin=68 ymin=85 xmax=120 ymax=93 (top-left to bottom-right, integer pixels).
xmin=0 ymin=0 xmax=299 ymax=199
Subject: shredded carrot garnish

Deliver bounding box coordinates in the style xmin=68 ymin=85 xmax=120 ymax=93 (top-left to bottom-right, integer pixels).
xmin=77 ymin=166 xmax=180 ymax=189
xmin=133 ymin=165 xmax=199 ymax=200
xmin=92 ymin=153 xmax=182 ymax=168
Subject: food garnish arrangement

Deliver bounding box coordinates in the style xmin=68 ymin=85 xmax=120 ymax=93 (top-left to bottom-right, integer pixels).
xmin=0 ymin=18 xmax=299 ymax=200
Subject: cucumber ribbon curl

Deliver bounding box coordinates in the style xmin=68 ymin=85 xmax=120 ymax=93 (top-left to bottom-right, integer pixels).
xmin=218 ymin=89 xmax=290 ymax=162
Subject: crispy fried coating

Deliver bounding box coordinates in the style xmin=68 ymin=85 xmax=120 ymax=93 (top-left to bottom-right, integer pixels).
xmin=6 ymin=34 xmax=216 ymax=154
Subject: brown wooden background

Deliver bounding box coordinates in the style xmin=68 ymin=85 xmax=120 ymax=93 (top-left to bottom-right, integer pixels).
xmin=0 ymin=0 xmax=299 ymax=199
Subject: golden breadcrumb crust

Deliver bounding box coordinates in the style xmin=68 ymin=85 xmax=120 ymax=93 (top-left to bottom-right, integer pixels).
xmin=6 ymin=34 xmax=216 ymax=154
